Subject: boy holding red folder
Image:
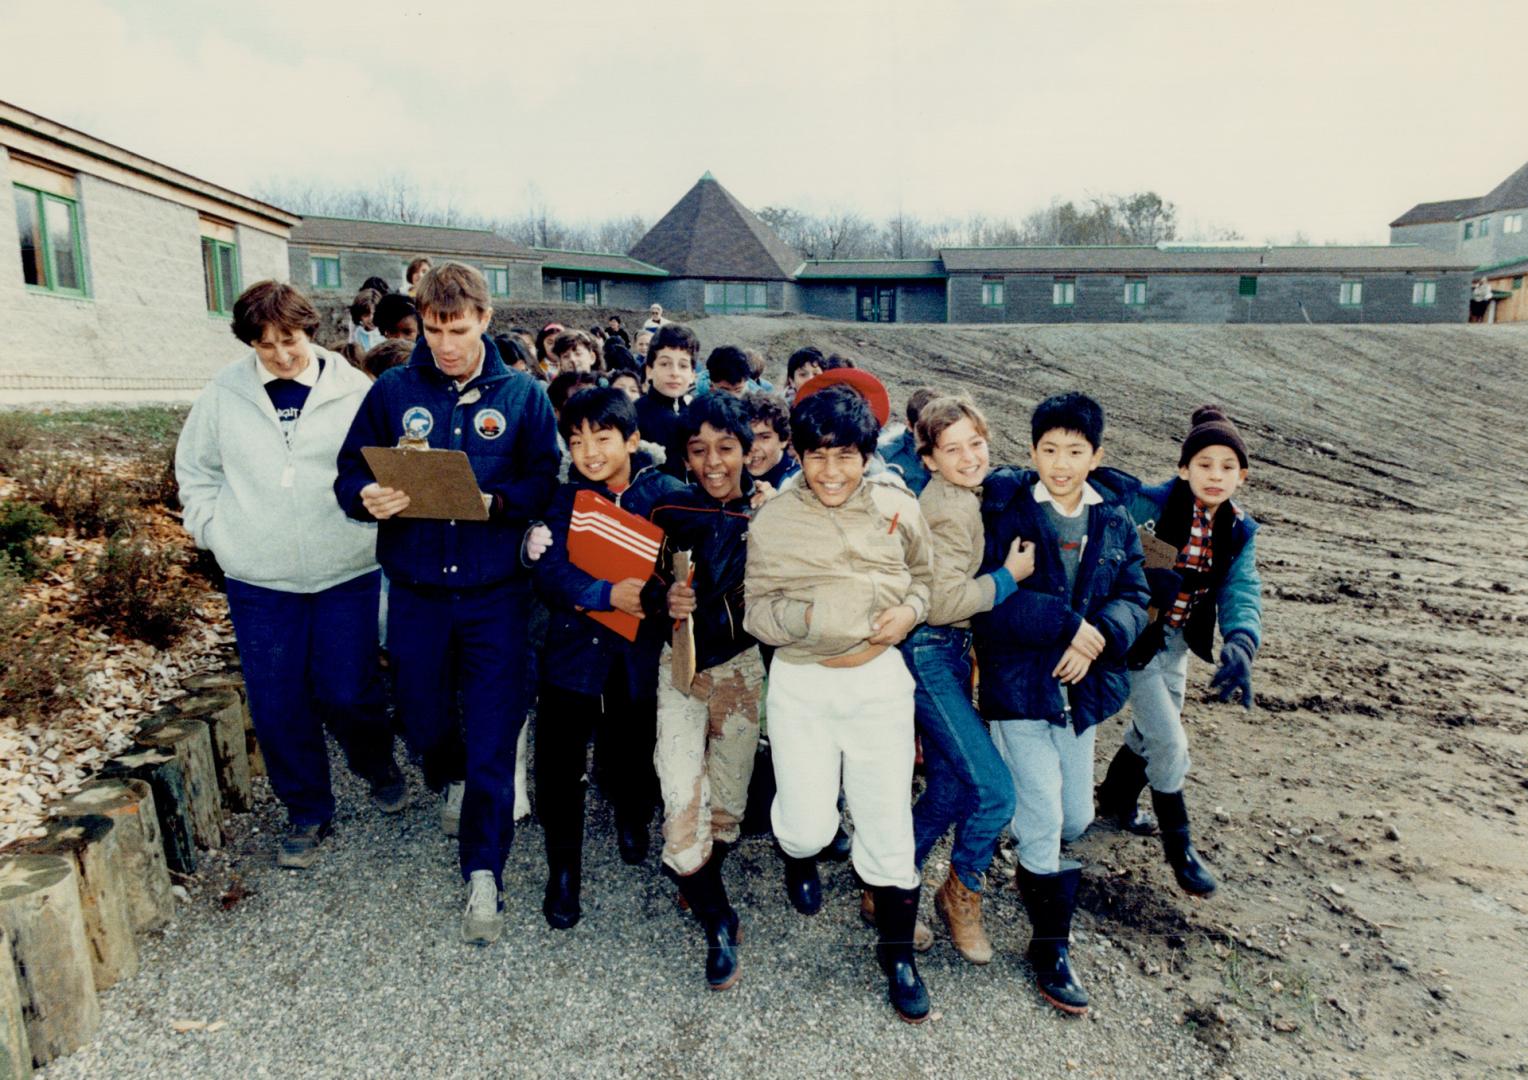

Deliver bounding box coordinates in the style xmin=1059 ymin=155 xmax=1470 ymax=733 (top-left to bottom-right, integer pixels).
xmin=532 ymin=387 xmax=683 ymax=929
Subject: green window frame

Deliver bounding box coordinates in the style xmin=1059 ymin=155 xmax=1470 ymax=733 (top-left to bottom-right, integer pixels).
xmin=1124 ymin=278 xmax=1147 ymax=305
xmin=1052 ymin=278 xmax=1074 ymax=306
xmin=561 ymin=278 xmax=579 ymax=303
xmin=1238 ymin=275 xmax=1258 ymax=298
xmin=1463 ymin=222 xmax=1474 ymax=240
xmin=1339 ymin=280 xmax=1363 ymax=306
xmin=1411 ymin=281 xmax=1436 ymax=306
xmin=980 ymin=279 xmax=1004 ymax=307
xmin=582 ymin=279 xmax=601 ymax=305
xmin=487 ymin=267 xmax=510 ymax=297
xmin=310 ymin=256 xmax=341 ymax=290
xmin=1505 ymin=214 xmax=1523 ymax=235
xmin=201 ymin=237 xmax=239 ymax=316
xmin=13 ymin=184 xmax=87 ymax=297
xmin=1480 ymin=217 xmax=1491 ymax=237
xmin=1512 ymin=276 xmax=1523 ymax=289
xmin=703 ymin=281 xmax=769 ymax=313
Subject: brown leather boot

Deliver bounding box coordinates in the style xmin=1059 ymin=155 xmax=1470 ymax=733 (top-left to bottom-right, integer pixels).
xmin=861 ymin=889 xmax=933 ymax=951
xmin=935 ymin=868 xmax=993 ymax=964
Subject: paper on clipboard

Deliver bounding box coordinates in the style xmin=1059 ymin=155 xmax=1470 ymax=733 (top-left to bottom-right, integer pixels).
xmin=670 ymin=550 xmax=697 ymax=695
xmin=361 ymin=446 xmax=489 ymax=521
xmin=1137 ymin=526 xmax=1179 ymax=571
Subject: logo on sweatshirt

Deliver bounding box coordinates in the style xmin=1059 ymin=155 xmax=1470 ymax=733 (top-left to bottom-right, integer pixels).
xmin=402 ymin=406 xmax=433 ymax=439
xmin=474 ymin=408 xmax=506 ymax=440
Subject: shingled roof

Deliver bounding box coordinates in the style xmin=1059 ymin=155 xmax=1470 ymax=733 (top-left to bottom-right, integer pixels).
xmin=291 ymin=216 xmax=539 ymax=262
xmin=1389 ymin=159 xmax=1528 ymax=227
xmin=534 ymin=248 xmax=667 ymax=277
xmin=628 ymin=173 xmax=800 ymax=281
xmin=796 ymin=259 xmax=945 ymax=280
xmin=940 ymin=244 xmax=1475 ymax=274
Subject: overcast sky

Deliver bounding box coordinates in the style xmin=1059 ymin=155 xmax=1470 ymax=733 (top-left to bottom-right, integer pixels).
xmin=5 ymin=0 xmax=1521 ymax=244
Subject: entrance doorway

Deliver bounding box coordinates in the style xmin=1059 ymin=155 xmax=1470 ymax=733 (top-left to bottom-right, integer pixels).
xmin=856 ymin=285 xmax=896 ymax=323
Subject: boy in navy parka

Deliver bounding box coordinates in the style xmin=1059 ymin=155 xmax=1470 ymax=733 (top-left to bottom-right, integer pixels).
xmin=973 ymin=392 xmax=1149 ymax=1016
xmin=533 ymin=387 xmax=684 ymax=931
xmin=334 ymin=263 xmax=560 ymax=946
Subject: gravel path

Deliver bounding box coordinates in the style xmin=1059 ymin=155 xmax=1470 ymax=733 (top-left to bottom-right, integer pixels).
xmin=40 ymin=750 xmax=1222 ymax=1079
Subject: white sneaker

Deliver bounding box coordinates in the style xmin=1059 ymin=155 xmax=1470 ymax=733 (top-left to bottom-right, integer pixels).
xmin=461 ymin=870 xmax=502 ymax=945
xmin=440 ymin=781 xmax=466 ymax=837
xmin=513 ymin=725 xmax=531 ymax=822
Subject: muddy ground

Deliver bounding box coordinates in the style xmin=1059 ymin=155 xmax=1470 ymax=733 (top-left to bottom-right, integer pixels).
xmin=694 ymin=316 xmax=1528 ymax=1078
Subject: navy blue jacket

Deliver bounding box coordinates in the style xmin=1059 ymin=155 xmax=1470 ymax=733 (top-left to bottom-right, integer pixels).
xmin=634 ymin=389 xmax=689 ymax=479
xmin=534 ymin=452 xmax=685 ymax=698
xmin=646 ymin=479 xmax=758 ymax=674
xmin=971 ymin=466 xmax=1149 ymax=732
xmin=334 ymin=336 xmax=559 ymax=589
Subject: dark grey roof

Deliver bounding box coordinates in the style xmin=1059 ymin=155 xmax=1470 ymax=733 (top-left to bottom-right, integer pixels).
xmin=628 ymin=174 xmax=800 ymax=280
xmin=1477 ymin=256 xmax=1528 ymax=279
xmin=1389 ymin=197 xmax=1481 ymax=228
xmin=939 ymin=244 xmax=1476 ymax=274
xmin=1476 ymin=160 xmax=1528 ymax=214
xmin=1389 ymin=159 xmax=1528 ymax=227
xmin=535 ymin=248 xmax=667 ymax=277
xmin=796 ymin=259 xmax=945 ymax=280
xmin=291 ymin=216 xmax=539 ymax=261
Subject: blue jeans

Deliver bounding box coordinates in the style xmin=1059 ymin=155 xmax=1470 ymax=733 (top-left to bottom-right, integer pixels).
xmin=388 ymin=578 xmax=532 ymax=888
xmin=224 ymin=571 xmax=395 ymax=828
xmin=1125 ymin=627 xmax=1192 ymax=793
xmin=903 ymin=626 xmax=1015 ymax=891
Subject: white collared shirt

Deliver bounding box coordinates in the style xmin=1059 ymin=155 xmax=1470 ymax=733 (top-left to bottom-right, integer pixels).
xmin=256 ymin=354 xmax=321 ymax=387
xmin=445 ymin=349 xmax=486 ymax=392
xmin=1031 ymin=480 xmax=1102 ymax=517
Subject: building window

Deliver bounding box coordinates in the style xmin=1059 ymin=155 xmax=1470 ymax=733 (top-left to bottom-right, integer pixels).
xmin=582 ymin=280 xmax=600 ymax=305
xmin=1238 ymin=275 xmax=1258 ymax=298
xmin=13 ymin=184 xmax=86 ymax=296
xmin=1513 ymin=276 xmax=1523 ymax=289
xmin=201 ymin=237 xmax=239 ymax=315
xmin=980 ymin=278 xmax=1004 ymax=307
xmin=1339 ymin=280 xmax=1363 ymax=306
xmin=310 ymin=256 xmax=340 ymax=290
xmin=1124 ymin=277 xmax=1147 ymax=305
xmin=561 ymin=279 xmax=579 ymax=304
xmin=559 ymin=277 xmax=600 ymax=304
xmin=1411 ymin=281 xmax=1437 ymax=306
xmin=1463 ymin=222 xmax=1474 ymax=240
xmin=703 ymin=281 xmax=768 ymax=313
xmin=1505 ymin=214 xmax=1523 ymax=234
xmin=1052 ymin=278 xmax=1074 ymax=306
xmin=487 ymin=267 xmax=510 ymax=297
xmin=1480 ymin=217 xmax=1491 ymax=237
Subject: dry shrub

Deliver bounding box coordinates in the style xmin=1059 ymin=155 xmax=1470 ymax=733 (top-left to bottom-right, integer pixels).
xmin=0 ymin=560 xmax=79 ymax=724
xmin=0 ymin=413 xmax=31 ymax=475
xmin=78 ymin=534 xmax=200 ymax=648
xmin=15 ymin=453 xmax=142 ymax=538
xmin=0 ymin=502 xmax=57 ymax=579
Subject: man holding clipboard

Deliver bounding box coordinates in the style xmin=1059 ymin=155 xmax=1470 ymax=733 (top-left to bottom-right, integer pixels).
xmin=335 ymin=263 xmax=559 ymax=946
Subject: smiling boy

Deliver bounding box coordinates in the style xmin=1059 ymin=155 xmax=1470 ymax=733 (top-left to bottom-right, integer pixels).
xmin=335 ymin=262 xmax=560 ymax=946
xmin=1095 ymin=405 xmax=1263 ymax=899
xmin=635 ymin=323 xmax=699 ymax=477
xmin=972 ymin=391 xmax=1148 ymax=1015
xmin=743 ymin=392 xmax=797 ymax=489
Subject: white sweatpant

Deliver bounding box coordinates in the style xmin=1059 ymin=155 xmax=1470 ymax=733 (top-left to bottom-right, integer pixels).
xmin=766 ymin=648 xmax=919 ymax=889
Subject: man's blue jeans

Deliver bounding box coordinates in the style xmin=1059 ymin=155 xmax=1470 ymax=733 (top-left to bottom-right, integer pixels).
xmin=224 ymin=571 xmax=395 ymax=828
xmin=902 ymin=625 xmax=1016 ymax=891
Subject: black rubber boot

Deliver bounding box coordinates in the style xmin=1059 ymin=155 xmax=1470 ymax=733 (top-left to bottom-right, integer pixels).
xmin=616 ymin=813 xmax=651 ymax=866
xmin=819 ymin=823 xmax=853 ymax=863
xmin=1016 ymin=861 xmax=1089 ymax=1015
xmin=1096 ymin=745 xmax=1157 ymax=835
xmin=782 ymin=851 xmax=823 ymax=915
xmin=872 ymin=885 xmax=931 ymax=1024
xmin=1151 ymin=789 xmax=1218 ymax=897
xmin=542 ymin=854 xmax=582 ymax=930
xmin=677 ymin=847 xmax=742 ymax=991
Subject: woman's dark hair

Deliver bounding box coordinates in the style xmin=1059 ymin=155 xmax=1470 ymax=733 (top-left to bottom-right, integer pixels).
xmin=705 ymin=346 xmax=752 ymax=386
xmin=548 ymin=371 xmax=602 ymax=415
xmin=374 ymin=293 xmax=418 ymax=337
xmin=790 ymin=385 xmax=879 ymax=458
xmin=558 ymin=384 xmax=639 ymax=441
xmin=360 ymin=275 xmax=392 ymax=296
xmin=649 ymin=323 xmax=700 ymax=360
xmin=1030 ymin=391 xmax=1105 ymax=449
xmin=786 ymin=346 xmax=824 ymax=381
xmin=744 ymin=391 xmax=790 ymax=440
xmin=230 ymin=280 xmax=321 ymax=344
xmin=683 ymin=391 xmax=754 ymax=452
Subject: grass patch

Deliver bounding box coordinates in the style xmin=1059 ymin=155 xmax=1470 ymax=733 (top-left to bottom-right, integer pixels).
xmin=0 ymin=406 xmax=188 ymax=458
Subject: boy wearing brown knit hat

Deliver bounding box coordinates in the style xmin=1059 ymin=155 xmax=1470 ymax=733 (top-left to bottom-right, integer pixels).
xmin=1095 ymin=405 xmax=1263 ymax=898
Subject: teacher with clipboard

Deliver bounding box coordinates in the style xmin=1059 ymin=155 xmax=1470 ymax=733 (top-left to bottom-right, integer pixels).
xmin=335 ymin=263 xmax=560 ymax=947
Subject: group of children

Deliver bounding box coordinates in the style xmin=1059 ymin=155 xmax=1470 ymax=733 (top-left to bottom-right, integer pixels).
xmin=263 ymin=261 xmax=1263 ymax=1025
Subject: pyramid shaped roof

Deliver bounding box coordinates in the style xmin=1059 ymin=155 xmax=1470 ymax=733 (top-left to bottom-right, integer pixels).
xmin=629 ymin=174 xmax=800 ymax=281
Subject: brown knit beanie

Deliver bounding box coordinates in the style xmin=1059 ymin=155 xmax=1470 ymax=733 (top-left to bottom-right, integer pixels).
xmin=1178 ymin=405 xmax=1248 ymax=468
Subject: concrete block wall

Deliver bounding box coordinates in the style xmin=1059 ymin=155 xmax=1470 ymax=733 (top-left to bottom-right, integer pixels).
xmin=291 ymin=246 xmax=541 ymax=302
xmin=541 ymin=274 xmax=660 ymax=310
xmin=0 ymin=147 xmax=290 ymax=389
xmin=795 ymin=282 xmax=947 ymax=323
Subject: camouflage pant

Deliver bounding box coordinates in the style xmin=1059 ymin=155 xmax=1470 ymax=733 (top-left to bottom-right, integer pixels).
xmin=655 ymin=645 xmax=764 ymax=875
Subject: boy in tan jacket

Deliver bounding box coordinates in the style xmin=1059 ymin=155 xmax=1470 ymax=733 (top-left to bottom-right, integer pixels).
xmin=743 ymin=381 xmax=935 ymax=1024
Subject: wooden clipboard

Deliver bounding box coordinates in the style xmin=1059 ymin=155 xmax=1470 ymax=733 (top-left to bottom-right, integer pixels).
xmin=1138 ymin=526 xmax=1179 ymax=571
xmin=670 ymin=551 xmax=697 ymax=695
xmin=360 ymin=446 xmax=489 ymax=521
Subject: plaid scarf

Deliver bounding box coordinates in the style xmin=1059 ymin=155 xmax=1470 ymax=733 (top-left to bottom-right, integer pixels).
xmin=1164 ymin=501 xmax=1214 ymax=629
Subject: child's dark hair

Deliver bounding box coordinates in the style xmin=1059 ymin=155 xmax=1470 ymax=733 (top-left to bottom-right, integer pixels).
xmin=649 ymin=323 xmax=700 ymax=360
xmin=705 ymin=346 xmax=752 ymax=386
xmin=608 ymin=369 xmax=642 ymax=393
xmin=905 ymin=386 xmax=939 ymax=426
xmin=374 ymin=293 xmax=417 ymax=337
xmin=536 ymin=324 xmax=564 ymax=363
xmin=603 ymin=339 xmax=640 ymax=373
xmin=558 ymin=385 xmax=639 ymax=442
xmin=338 ymin=342 xmax=365 ymax=369
xmin=348 ymin=289 xmax=379 ymax=323
xmin=550 ymin=329 xmax=600 ymax=364
xmin=548 ymin=371 xmax=601 ymax=415
xmin=683 ymin=391 xmax=754 ymax=452
xmin=363 ymin=339 xmax=412 ymax=379
xmin=786 ymin=347 xmax=824 ymax=382
xmin=494 ymin=333 xmax=534 ymax=369
xmin=822 ymin=353 xmax=857 ymax=370
xmin=744 ymin=391 xmax=790 ymax=440
xmin=1030 ymin=391 xmax=1105 ymax=449
xmin=791 ymin=386 xmax=879 ymax=459
xmin=360 ymin=275 xmax=392 ymax=296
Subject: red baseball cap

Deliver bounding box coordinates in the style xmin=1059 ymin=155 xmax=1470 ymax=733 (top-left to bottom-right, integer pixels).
xmin=794 ymin=368 xmax=891 ymax=428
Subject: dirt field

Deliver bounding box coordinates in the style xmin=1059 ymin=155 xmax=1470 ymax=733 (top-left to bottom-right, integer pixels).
xmin=693 ymin=316 xmax=1528 ymax=1078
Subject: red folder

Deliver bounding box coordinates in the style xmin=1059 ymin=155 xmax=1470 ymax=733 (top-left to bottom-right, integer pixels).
xmin=566 ymin=489 xmax=665 ymax=642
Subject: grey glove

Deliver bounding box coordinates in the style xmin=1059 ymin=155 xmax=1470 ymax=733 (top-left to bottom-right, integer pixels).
xmin=1210 ymin=631 xmax=1256 ymax=709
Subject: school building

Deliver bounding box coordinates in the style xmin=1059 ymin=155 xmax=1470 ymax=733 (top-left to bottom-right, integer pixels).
xmin=1390 ymin=159 xmax=1528 ymax=322
xmin=1 ymin=99 xmax=296 ymax=398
